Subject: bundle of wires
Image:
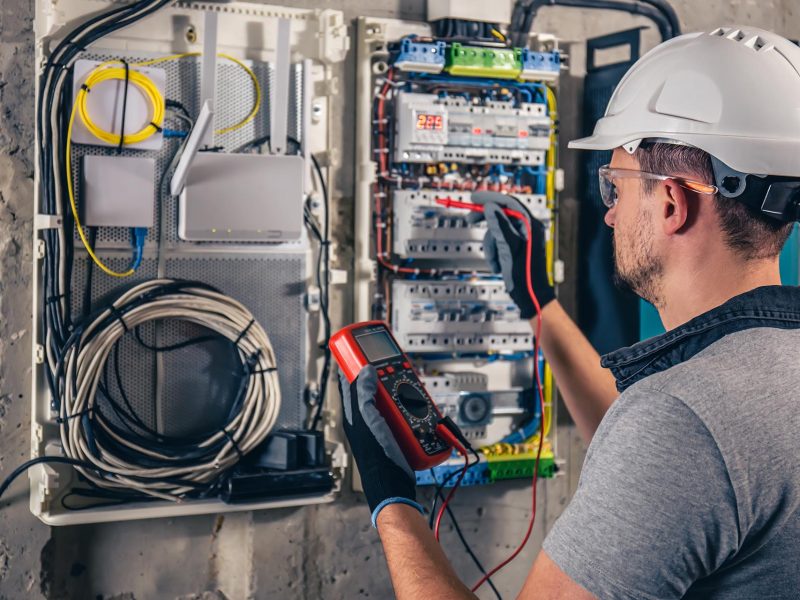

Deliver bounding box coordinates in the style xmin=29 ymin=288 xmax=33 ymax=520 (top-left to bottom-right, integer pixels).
xmin=38 ymin=0 xmax=174 ymax=447
xmin=56 ymin=279 xmax=281 ymax=501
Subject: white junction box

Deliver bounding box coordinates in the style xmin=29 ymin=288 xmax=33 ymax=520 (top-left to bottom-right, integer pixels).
xmin=82 ymin=155 xmax=155 ymax=227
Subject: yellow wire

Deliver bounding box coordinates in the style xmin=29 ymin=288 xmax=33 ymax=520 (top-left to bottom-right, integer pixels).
xmin=490 ymin=29 xmax=506 ymax=42
xmin=66 ymin=98 xmax=134 ymax=278
xmin=78 ymin=65 xmax=165 ymax=146
xmin=79 ymin=53 xmax=261 ymax=146
xmin=125 ymin=52 xmax=262 ymax=135
xmin=535 ymin=85 xmax=559 ymax=442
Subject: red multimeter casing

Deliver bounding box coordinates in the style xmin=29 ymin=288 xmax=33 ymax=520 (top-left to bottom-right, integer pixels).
xmin=330 ymin=321 xmax=452 ymax=471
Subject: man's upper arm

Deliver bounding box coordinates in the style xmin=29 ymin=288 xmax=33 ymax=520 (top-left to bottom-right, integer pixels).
xmin=518 ymin=551 xmax=597 ymax=599
xmin=539 ymin=388 xmax=739 ymax=600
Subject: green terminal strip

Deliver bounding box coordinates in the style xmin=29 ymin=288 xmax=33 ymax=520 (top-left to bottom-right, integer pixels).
xmin=486 ymin=454 xmax=557 ymax=481
xmin=445 ymin=43 xmax=523 ymax=79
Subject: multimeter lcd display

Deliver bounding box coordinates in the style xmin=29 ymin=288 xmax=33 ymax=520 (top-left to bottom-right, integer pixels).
xmin=415 ymin=113 xmax=443 ymax=130
xmin=355 ymin=330 xmax=401 ymax=362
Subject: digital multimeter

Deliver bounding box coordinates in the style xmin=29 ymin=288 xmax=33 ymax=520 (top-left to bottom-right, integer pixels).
xmin=330 ymin=321 xmax=452 ymax=471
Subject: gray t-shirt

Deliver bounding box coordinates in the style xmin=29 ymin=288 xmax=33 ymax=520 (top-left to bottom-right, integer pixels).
xmin=544 ymin=327 xmax=800 ymax=599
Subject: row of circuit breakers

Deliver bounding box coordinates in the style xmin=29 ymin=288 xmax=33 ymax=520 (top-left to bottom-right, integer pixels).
xmin=361 ymin=32 xmax=562 ymax=485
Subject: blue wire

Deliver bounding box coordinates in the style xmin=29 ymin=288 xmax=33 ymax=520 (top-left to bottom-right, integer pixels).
xmin=129 ymin=227 xmax=147 ymax=271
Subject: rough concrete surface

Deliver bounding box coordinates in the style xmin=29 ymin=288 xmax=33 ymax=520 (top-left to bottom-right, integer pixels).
xmin=1 ymin=0 xmax=799 ymax=598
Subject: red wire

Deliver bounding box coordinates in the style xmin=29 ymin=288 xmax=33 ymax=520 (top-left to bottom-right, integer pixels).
xmin=432 ymin=198 xmax=546 ymax=591
xmin=433 ymin=450 xmax=470 ymax=542
xmin=471 ymin=212 xmax=545 ymax=592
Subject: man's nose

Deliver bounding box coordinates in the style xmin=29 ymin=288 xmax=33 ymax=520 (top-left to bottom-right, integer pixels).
xmin=604 ymin=205 xmax=616 ymax=228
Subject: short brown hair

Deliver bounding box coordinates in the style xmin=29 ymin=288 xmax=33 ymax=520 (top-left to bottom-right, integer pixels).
xmin=634 ymin=142 xmax=793 ymax=259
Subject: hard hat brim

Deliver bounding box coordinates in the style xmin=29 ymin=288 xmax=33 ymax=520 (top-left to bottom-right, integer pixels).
xmin=568 ymin=134 xmax=625 ymax=150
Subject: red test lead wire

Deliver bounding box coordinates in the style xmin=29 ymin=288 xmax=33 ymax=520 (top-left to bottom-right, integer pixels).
xmin=432 ymin=424 xmax=469 ymax=542
xmin=434 ymin=197 xmax=547 ymax=592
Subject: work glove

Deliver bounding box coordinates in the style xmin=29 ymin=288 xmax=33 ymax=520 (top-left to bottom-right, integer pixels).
xmin=469 ymin=191 xmax=556 ymax=318
xmin=339 ymin=365 xmax=424 ymax=527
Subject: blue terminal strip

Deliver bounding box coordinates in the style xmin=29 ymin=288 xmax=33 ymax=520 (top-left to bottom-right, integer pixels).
xmin=519 ymin=49 xmax=561 ymax=81
xmin=416 ymin=455 xmax=491 ymax=487
xmin=395 ymin=38 xmax=446 ymax=74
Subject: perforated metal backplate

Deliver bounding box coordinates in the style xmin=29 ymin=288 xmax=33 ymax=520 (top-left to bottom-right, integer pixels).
xmin=162 ymin=254 xmax=307 ymax=431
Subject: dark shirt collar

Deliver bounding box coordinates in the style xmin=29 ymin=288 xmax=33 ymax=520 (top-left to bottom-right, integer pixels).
xmin=601 ymin=286 xmax=800 ymax=392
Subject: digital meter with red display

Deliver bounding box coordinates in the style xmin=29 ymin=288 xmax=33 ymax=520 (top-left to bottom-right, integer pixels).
xmin=330 ymin=321 xmax=452 ymax=471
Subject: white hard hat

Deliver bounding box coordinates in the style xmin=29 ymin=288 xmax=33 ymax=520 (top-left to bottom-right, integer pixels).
xmin=570 ymin=26 xmax=800 ymax=221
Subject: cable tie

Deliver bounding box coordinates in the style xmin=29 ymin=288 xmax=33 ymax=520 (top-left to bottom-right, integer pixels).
xmin=220 ymin=428 xmax=244 ymax=460
xmin=234 ymin=318 xmax=256 ymax=346
xmin=117 ymin=60 xmax=130 ymax=154
xmin=80 ymin=83 xmax=91 ymax=93
xmin=249 ymin=366 xmax=277 ymax=375
xmin=55 ymin=406 xmax=94 ymax=424
xmin=149 ymin=122 xmax=163 ymax=133
xmin=46 ymin=294 xmax=66 ymax=304
xmin=109 ymin=305 xmax=129 ymax=333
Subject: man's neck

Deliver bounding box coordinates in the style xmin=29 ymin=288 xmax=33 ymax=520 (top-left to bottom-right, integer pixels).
xmin=658 ymin=256 xmax=782 ymax=331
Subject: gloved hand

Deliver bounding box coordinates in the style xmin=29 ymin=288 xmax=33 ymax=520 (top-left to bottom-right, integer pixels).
xmin=339 ymin=365 xmax=424 ymax=527
xmin=470 ymin=191 xmax=556 ymax=318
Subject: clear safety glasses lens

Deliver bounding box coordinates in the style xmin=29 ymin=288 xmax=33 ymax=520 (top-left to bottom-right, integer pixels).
xmin=598 ymin=166 xmax=618 ymax=208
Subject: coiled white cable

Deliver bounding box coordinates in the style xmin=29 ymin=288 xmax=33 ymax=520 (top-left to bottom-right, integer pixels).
xmin=57 ymin=279 xmax=281 ymax=501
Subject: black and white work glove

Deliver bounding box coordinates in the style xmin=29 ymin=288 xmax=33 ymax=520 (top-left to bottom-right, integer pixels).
xmin=339 ymin=365 xmax=424 ymax=527
xmin=470 ymin=191 xmax=556 ymax=318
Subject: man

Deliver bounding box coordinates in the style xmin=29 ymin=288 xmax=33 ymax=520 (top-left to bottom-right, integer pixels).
xmin=340 ymin=26 xmax=800 ymax=598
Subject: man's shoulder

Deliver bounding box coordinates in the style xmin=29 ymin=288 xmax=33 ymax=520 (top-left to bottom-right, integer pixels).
xmin=628 ymin=326 xmax=800 ymax=409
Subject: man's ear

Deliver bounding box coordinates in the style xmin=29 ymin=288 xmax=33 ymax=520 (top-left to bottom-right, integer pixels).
xmin=659 ymin=179 xmax=693 ymax=235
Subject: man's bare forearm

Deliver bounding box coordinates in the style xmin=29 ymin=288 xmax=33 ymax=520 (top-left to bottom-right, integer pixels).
xmin=535 ymin=301 xmax=618 ymax=442
xmin=376 ymin=504 xmax=476 ymax=599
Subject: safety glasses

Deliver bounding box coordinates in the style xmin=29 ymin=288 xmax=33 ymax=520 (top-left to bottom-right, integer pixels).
xmin=598 ymin=165 xmax=718 ymax=208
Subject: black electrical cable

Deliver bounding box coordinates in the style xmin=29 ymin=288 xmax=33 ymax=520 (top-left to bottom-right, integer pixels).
xmin=428 ymin=452 xmax=481 ymax=528
xmin=428 ymin=467 xmax=503 ymax=600
xmin=0 ymin=455 xmax=205 ymax=504
xmin=309 ymin=153 xmax=331 ymax=431
xmin=511 ymin=0 xmax=677 ymax=46
xmin=82 ymin=227 xmax=97 ymax=317
xmin=639 ymin=0 xmax=681 ymax=34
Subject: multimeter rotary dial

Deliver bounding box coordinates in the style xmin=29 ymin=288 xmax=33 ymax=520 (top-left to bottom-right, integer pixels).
xmin=393 ymin=379 xmax=430 ymax=420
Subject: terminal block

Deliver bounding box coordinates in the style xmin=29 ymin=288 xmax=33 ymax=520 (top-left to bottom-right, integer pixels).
xmin=395 ymin=38 xmax=446 ymax=73
xmin=446 ymin=43 xmax=522 ymax=79
xmin=484 ymin=443 xmax=557 ymax=479
xmin=519 ymin=49 xmax=561 ymax=82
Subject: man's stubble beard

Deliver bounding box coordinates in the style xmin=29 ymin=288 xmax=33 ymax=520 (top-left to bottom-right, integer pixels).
xmin=612 ymin=209 xmax=665 ymax=309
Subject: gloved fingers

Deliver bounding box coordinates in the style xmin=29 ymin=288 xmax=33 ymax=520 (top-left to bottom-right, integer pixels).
xmin=354 ymin=365 xmax=415 ymax=479
xmin=485 ymin=205 xmax=524 ymax=295
xmin=464 ymin=209 xmax=486 ymax=226
xmin=484 ymin=203 xmax=528 ymax=245
xmin=338 ymin=370 xmax=354 ymax=426
xmin=482 ymin=229 xmax=503 ymax=274
xmin=471 ymin=191 xmax=529 ymax=216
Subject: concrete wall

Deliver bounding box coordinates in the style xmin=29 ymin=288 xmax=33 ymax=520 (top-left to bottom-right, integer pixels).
xmin=0 ymin=1 xmax=797 ymax=598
